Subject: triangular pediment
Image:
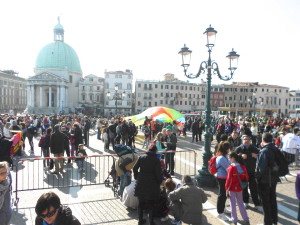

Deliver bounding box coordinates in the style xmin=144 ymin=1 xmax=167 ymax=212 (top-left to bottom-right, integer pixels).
xmin=28 ymin=72 xmax=67 ymax=82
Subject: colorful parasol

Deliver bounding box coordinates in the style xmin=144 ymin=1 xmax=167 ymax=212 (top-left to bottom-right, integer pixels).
xmin=125 ymin=106 xmax=185 ymax=126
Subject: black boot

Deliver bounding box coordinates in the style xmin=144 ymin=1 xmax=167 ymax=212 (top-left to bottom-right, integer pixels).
xmin=148 ymin=210 xmax=155 ymax=225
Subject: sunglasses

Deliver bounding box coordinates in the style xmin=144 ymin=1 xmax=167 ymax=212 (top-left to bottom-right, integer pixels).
xmin=40 ymin=208 xmax=58 ymax=219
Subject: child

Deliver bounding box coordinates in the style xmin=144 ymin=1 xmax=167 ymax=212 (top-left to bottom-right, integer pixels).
xmin=142 ymin=125 xmax=150 ymax=149
xmin=225 ymin=152 xmax=250 ymax=225
xmin=75 ymin=144 xmax=87 ymax=171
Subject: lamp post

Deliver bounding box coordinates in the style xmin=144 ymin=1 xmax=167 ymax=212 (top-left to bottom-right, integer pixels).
xmin=179 ymin=25 xmax=240 ymax=187
xmin=107 ymin=85 xmax=125 ymax=115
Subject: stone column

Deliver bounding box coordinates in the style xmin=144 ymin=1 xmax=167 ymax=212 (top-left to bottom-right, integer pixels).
xmin=27 ymin=85 xmax=31 ymax=107
xmin=31 ymin=85 xmax=35 ymax=107
xmin=65 ymin=87 xmax=68 ymax=107
xmin=60 ymin=86 xmax=65 ymax=108
xmin=40 ymin=86 xmax=43 ymax=107
xmin=57 ymin=87 xmax=60 ymax=108
xmin=49 ymin=86 xmax=52 ymax=107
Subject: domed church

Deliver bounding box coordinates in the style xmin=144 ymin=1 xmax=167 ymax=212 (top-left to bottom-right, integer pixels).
xmin=26 ymin=18 xmax=82 ymax=114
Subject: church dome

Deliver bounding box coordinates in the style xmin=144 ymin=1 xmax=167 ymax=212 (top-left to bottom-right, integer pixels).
xmin=35 ymin=18 xmax=82 ymax=73
xmin=35 ymin=42 xmax=82 ymax=73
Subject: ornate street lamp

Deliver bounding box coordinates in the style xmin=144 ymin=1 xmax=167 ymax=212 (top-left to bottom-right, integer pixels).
xmin=179 ymin=25 xmax=240 ymax=187
xmin=106 ymin=86 xmax=125 ymax=115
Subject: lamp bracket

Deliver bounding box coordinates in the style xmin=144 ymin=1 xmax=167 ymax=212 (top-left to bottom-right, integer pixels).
xmin=184 ymin=61 xmax=207 ymax=79
xmin=211 ymin=62 xmax=233 ymax=81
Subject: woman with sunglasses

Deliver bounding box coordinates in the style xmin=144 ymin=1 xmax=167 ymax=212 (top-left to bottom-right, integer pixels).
xmin=0 ymin=161 xmax=12 ymax=225
xmin=35 ymin=192 xmax=81 ymax=225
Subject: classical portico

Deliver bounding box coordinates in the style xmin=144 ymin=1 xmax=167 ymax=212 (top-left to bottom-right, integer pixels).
xmin=27 ymin=72 xmax=68 ymax=114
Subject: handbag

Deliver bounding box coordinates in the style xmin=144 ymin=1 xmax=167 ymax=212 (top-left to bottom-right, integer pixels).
xmin=236 ymin=171 xmax=248 ymax=189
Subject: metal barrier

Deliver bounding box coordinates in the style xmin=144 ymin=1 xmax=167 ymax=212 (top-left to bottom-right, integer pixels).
xmin=12 ymin=150 xmax=197 ymax=206
xmin=13 ymin=154 xmax=116 ymax=206
xmin=280 ymin=147 xmax=300 ymax=169
xmin=131 ymin=150 xmax=197 ymax=178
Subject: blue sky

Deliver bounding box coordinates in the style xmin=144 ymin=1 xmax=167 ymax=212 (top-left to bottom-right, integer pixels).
xmin=0 ymin=0 xmax=299 ymax=89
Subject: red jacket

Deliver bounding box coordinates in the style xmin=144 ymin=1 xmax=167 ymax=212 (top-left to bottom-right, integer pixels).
xmin=225 ymin=163 xmax=249 ymax=192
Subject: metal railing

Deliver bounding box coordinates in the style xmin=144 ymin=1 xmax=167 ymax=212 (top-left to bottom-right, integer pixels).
xmin=12 ymin=150 xmax=197 ymax=206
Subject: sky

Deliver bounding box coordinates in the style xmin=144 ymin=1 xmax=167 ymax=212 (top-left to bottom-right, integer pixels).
xmin=0 ymin=0 xmax=300 ymax=90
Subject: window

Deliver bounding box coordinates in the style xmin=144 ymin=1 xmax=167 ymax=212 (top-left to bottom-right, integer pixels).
xmin=155 ymin=102 xmax=157 ymax=106
xmin=202 ymin=95 xmax=205 ymax=99
xmin=82 ymin=94 xmax=85 ymax=101
xmin=171 ymin=85 xmax=173 ymax=90
xmin=149 ymin=84 xmax=152 ymax=89
xmin=155 ymin=84 xmax=158 ymax=88
xmin=161 ymin=93 xmax=163 ymax=97
xmin=138 ymin=101 xmax=141 ymax=106
xmin=69 ymin=75 xmax=73 ymax=83
xmin=89 ymin=78 xmax=93 ymax=82
xmin=97 ymin=95 xmax=100 ymax=102
xmin=155 ymin=94 xmax=157 ymax=98
xmin=149 ymin=102 xmax=152 ymax=107
xmin=189 ymin=86 xmax=192 ymax=91
xmin=138 ymin=83 xmax=141 ymax=88
xmin=144 ymin=84 xmax=147 ymax=89
xmin=97 ymin=86 xmax=100 ymax=91
xmin=160 ymin=100 xmax=163 ymax=104
xmin=165 ymin=100 xmax=168 ymax=104
xmin=176 ymin=86 xmax=179 ymax=90
xmin=90 ymin=86 xmax=93 ymax=91
xmin=82 ymin=86 xmax=85 ymax=91
xmin=90 ymin=94 xmax=93 ymax=101
xmin=165 ymin=85 xmax=169 ymax=89
xmin=138 ymin=93 xmax=141 ymax=97
xmin=127 ymin=83 xmax=132 ymax=89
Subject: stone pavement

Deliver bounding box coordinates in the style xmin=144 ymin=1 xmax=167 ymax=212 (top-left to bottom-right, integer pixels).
xmin=9 ymin=129 xmax=300 ymax=224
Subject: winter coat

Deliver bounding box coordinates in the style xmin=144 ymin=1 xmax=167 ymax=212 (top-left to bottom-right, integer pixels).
xmin=235 ymin=144 xmax=259 ymax=174
xmin=0 ymin=178 xmax=11 ymax=225
xmin=50 ymin=131 xmax=68 ymax=154
xmin=74 ymin=127 xmax=83 ymax=146
xmin=256 ymin=143 xmax=278 ymax=186
xmin=168 ymin=182 xmax=207 ymax=224
xmin=0 ymin=137 xmax=13 ymax=166
xmin=133 ymin=151 xmax=162 ymax=201
xmin=35 ymin=205 xmax=81 ymax=225
xmin=225 ymin=163 xmax=249 ymax=192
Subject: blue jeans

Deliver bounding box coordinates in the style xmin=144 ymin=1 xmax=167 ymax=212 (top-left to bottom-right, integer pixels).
xmin=119 ymin=173 xmax=131 ymax=197
xmin=76 ymin=160 xmax=84 ymax=169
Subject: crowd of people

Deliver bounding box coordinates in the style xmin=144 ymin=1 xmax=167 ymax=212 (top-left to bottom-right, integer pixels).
xmin=0 ymin=113 xmax=300 ymax=224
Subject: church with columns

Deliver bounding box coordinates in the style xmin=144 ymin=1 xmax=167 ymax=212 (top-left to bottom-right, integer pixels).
xmin=26 ymin=18 xmax=83 ymax=114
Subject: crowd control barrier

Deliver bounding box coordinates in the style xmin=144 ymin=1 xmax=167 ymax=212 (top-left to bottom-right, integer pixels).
xmin=132 ymin=150 xmax=197 ymax=178
xmin=12 ymin=150 xmax=197 ymax=207
xmin=13 ymin=154 xmax=115 ymax=206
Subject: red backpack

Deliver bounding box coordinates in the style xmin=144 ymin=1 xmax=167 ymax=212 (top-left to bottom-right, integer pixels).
xmin=208 ymin=156 xmax=220 ymax=175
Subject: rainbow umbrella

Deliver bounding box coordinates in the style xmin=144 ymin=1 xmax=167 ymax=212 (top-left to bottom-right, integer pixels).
xmin=125 ymin=106 xmax=185 ymax=126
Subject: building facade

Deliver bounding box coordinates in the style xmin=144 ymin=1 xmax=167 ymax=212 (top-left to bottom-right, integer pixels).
xmin=78 ymin=74 xmax=105 ymax=115
xmin=289 ymin=90 xmax=300 ymax=118
xmin=104 ymin=70 xmax=133 ymax=115
xmin=26 ymin=18 xmax=83 ymax=114
xmin=0 ymin=70 xmax=27 ymax=114
xmin=135 ymin=73 xmax=206 ymax=113
xmin=211 ymin=85 xmax=225 ymax=111
xmin=219 ymin=82 xmax=289 ymax=117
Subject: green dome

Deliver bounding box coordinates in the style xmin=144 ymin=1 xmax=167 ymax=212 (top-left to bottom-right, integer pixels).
xmin=54 ymin=23 xmax=64 ymax=30
xmin=35 ymin=41 xmax=82 ymax=73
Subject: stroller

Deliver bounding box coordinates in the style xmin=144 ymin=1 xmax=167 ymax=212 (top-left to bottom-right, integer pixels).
xmin=104 ymin=159 xmax=119 ymax=197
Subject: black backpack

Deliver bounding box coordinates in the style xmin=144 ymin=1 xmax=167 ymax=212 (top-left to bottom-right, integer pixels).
xmin=272 ymin=148 xmax=289 ymax=177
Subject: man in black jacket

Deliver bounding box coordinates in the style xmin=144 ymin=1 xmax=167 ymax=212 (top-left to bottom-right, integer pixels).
xmin=165 ymin=129 xmax=177 ymax=175
xmin=235 ymin=135 xmax=261 ymax=210
xmin=50 ymin=125 xmax=68 ymax=174
xmin=256 ymin=133 xmax=279 ymax=225
xmin=83 ymin=116 xmax=91 ymax=147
